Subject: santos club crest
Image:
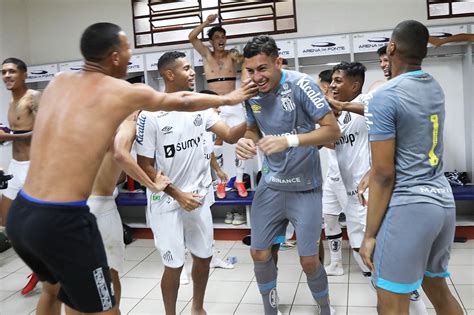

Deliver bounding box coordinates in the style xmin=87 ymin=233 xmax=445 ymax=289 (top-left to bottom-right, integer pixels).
xmin=281 ymin=83 xmax=295 ymax=112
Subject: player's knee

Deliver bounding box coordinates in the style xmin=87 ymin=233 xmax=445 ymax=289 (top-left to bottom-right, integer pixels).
xmin=41 ymin=282 xmax=60 ymax=297
xmin=250 ymin=248 xmax=272 ymax=262
xmin=300 ymin=255 xmax=319 ymax=274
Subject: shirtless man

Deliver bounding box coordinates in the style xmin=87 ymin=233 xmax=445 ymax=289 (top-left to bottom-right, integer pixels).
xmin=87 ymin=113 xmax=171 ymax=312
xmin=0 ymin=57 xmax=41 ymax=296
xmin=189 ymin=14 xmax=248 ymax=198
xmin=5 ymin=22 xmax=256 ymax=315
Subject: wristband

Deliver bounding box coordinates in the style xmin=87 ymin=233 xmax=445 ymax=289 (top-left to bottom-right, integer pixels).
xmin=286 ymin=135 xmax=299 ymax=147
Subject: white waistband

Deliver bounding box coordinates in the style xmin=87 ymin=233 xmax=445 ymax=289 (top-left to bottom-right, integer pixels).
xmin=10 ymin=159 xmax=30 ymax=165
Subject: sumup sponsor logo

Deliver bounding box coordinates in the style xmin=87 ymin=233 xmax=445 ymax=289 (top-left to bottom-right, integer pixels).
xmin=164 ymin=136 xmax=201 ymax=158
xmin=136 ymin=114 xmax=147 ymax=145
xmin=296 ymin=77 xmax=325 ymax=109
xmin=335 ymin=133 xmax=356 ymax=146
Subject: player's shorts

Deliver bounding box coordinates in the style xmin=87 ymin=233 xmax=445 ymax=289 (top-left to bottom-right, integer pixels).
xmin=344 ymin=195 xmax=367 ymax=249
xmin=219 ymin=104 xmax=245 ymax=127
xmin=88 ymin=195 xmax=125 ymax=274
xmin=373 ymin=203 xmax=456 ymax=294
xmin=6 ymin=190 xmax=115 ymax=313
xmin=322 ymin=176 xmax=347 ymax=216
xmin=148 ymin=189 xmax=214 ymax=268
xmin=251 ymin=182 xmax=322 ymax=257
xmin=3 ymin=159 xmax=29 ymax=200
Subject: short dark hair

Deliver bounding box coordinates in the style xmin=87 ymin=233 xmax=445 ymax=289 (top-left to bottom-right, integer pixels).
xmin=158 ymin=51 xmax=186 ymax=75
xmin=199 ymin=89 xmax=218 ymax=95
xmin=80 ymin=22 xmax=122 ymax=62
xmin=332 ymin=61 xmax=367 ymax=88
xmin=318 ymin=69 xmax=332 ymax=84
xmin=377 ymin=45 xmax=387 ymax=56
xmin=2 ymin=58 xmax=27 ymax=72
xmin=207 ymin=26 xmax=226 ymax=40
xmin=281 ymin=58 xmax=288 ymax=66
xmin=391 ymin=20 xmax=429 ymax=64
xmin=243 ymin=35 xmax=279 ymax=59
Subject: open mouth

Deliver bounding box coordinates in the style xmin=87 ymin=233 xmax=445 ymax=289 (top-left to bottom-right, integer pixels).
xmin=257 ymin=80 xmax=269 ymax=90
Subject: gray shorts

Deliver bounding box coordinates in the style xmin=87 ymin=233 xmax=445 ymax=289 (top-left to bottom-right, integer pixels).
xmin=250 ymin=183 xmax=322 ymax=257
xmin=373 ymin=203 xmax=455 ymax=294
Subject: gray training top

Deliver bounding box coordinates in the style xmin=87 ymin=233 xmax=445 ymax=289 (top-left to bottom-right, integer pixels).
xmin=365 ymin=70 xmax=455 ymax=208
xmin=245 ymin=69 xmax=331 ymax=192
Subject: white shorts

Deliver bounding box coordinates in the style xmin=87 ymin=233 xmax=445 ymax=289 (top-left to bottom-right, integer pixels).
xmin=3 ymin=159 xmax=29 ymax=200
xmin=88 ymin=195 xmax=125 ymax=273
xmin=344 ymin=194 xmax=367 ymax=249
xmin=147 ymin=189 xmax=214 ymax=268
xmin=219 ymin=104 xmax=245 ymax=127
xmin=322 ymin=177 xmax=347 ymax=216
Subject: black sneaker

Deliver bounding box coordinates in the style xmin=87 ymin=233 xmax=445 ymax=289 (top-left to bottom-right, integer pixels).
xmin=0 ymin=232 xmax=11 ymax=253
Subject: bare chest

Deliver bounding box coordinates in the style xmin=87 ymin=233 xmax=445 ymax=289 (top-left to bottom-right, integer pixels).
xmin=8 ymin=96 xmax=35 ymax=130
xmin=204 ymin=56 xmax=237 ymax=78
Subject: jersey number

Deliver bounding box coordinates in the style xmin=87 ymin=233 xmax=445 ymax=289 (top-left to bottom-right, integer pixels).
xmin=428 ymin=114 xmax=439 ymax=167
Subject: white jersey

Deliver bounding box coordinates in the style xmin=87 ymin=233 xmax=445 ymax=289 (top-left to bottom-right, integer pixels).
xmin=203 ymin=131 xmax=214 ymax=162
xmin=135 ymin=109 xmax=220 ymax=199
xmin=325 ymin=148 xmax=342 ymax=181
xmin=334 ymin=94 xmax=370 ymax=196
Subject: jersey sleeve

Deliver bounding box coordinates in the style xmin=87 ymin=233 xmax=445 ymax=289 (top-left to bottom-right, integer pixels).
xmin=366 ymin=89 xmax=397 ymax=141
xmin=244 ymin=100 xmax=257 ymax=126
xmin=294 ymin=76 xmax=331 ymax=122
xmin=204 ymin=109 xmax=221 ymax=131
xmin=135 ymin=111 xmax=157 ymax=158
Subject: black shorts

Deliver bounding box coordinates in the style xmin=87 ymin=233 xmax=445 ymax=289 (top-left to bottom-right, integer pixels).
xmin=6 ymin=191 xmax=116 ymax=313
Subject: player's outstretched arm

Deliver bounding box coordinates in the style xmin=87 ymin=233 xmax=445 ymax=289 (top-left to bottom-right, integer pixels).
xmin=0 ymin=129 xmax=32 ymax=142
xmin=210 ymin=121 xmax=246 ymax=144
xmin=326 ymin=97 xmax=364 ymax=116
xmin=429 ymin=34 xmax=474 ymax=47
xmin=130 ymin=80 xmax=257 ymax=113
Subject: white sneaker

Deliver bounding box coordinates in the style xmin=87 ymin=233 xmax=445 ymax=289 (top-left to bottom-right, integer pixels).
xmin=232 ymin=213 xmax=246 ymax=225
xmin=316 ymin=304 xmax=336 ymax=315
xmin=180 ymin=265 xmax=189 ymax=285
xmin=210 ymin=256 xmax=234 ymax=269
xmin=325 ymin=261 xmax=344 ymax=276
xmin=409 ymin=290 xmax=428 ymax=315
xmin=224 ymin=212 xmax=233 ymax=224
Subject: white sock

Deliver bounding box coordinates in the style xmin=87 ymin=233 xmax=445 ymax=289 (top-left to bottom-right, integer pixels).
xmin=285 ymin=223 xmax=295 ymax=241
xmin=235 ymin=154 xmax=244 ymax=182
xmin=324 ymin=214 xmax=343 ymax=264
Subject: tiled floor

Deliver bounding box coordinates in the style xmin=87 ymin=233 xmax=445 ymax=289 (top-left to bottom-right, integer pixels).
xmin=0 ymin=239 xmax=473 ymax=314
